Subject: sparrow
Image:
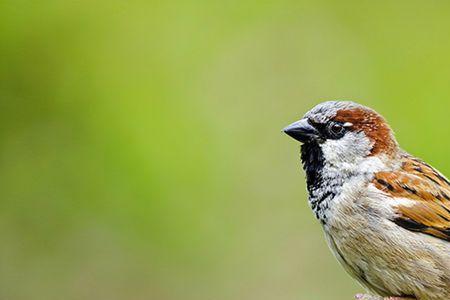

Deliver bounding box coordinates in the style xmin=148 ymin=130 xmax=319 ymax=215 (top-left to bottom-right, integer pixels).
xmin=283 ymin=101 xmax=450 ymax=300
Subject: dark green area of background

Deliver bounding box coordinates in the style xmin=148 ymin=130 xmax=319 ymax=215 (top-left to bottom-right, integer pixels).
xmin=1 ymin=1 xmax=450 ymax=299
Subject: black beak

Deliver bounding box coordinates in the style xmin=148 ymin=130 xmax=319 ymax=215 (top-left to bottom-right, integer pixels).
xmin=283 ymin=119 xmax=320 ymax=143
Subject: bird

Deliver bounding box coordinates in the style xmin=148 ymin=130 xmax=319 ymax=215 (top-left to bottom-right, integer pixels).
xmin=282 ymin=101 xmax=450 ymax=300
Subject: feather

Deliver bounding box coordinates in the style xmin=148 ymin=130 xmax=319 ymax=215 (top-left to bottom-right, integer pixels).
xmin=373 ymin=155 xmax=450 ymax=241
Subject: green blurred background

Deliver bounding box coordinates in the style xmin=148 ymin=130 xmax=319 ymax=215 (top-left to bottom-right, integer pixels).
xmin=2 ymin=1 xmax=450 ymax=299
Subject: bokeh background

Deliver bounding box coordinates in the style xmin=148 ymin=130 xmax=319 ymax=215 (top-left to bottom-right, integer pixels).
xmin=2 ymin=1 xmax=450 ymax=299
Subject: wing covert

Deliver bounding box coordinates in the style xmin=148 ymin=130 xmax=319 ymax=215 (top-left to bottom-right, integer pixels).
xmin=373 ymin=155 xmax=450 ymax=241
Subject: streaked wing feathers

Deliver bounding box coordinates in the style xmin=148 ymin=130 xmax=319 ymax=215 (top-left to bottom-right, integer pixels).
xmin=373 ymin=155 xmax=450 ymax=241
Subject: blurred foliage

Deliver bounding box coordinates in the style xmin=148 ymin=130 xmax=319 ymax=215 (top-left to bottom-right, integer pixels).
xmin=1 ymin=1 xmax=450 ymax=299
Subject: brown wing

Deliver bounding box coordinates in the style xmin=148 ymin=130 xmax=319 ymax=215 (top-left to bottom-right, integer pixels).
xmin=373 ymin=155 xmax=450 ymax=241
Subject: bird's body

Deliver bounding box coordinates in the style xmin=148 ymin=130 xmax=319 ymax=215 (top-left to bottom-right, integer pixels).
xmin=323 ymin=154 xmax=450 ymax=299
xmin=283 ymin=101 xmax=450 ymax=300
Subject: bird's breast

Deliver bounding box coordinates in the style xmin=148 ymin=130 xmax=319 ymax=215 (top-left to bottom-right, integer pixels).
xmin=322 ymin=185 xmax=450 ymax=300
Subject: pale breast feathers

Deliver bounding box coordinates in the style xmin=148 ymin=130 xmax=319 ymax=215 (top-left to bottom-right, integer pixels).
xmin=372 ymin=156 xmax=450 ymax=241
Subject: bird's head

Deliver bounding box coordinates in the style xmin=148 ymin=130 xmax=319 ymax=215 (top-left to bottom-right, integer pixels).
xmin=283 ymin=101 xmax=399 ymax=169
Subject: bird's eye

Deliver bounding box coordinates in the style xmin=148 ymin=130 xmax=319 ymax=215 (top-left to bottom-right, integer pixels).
xmin=328 ymin=122 xmax=345 ymax=138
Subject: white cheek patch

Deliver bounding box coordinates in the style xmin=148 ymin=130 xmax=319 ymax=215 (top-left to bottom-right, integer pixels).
xmin=321 ymin=131 xmax=373 ymax=165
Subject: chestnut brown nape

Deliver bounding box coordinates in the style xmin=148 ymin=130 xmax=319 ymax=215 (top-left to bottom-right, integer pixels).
xmin=333 ymin=108 xmax=398 ymax=156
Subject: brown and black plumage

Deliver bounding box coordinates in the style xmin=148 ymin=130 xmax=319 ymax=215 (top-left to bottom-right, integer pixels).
xmin=284 ymin=101 xmax=450 ymax=300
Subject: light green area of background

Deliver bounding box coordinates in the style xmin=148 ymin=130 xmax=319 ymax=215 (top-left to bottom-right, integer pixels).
xmin=1 ymin=1 xmax=450 ymax=299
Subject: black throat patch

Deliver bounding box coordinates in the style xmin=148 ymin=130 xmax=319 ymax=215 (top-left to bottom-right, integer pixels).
xmin=301 ymin=141 xmax=325 ymax=194
xmin=300 ymin=141 xmax=338 ymax=224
